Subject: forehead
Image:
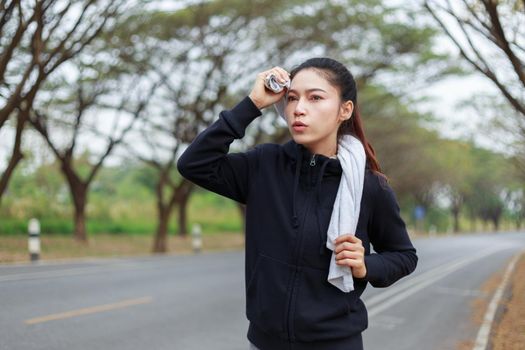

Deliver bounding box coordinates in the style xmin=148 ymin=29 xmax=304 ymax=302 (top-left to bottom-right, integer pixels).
xmin=289 ymin=68 xmax=336 ymax=93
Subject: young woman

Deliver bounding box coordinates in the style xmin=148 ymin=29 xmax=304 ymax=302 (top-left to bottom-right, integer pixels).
xmin=177 ymin=57 xmax=417 ymax=350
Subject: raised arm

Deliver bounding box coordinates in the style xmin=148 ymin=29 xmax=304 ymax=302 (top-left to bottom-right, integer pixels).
xmin=177 ymin=66 xmax=290 ymax=203
xmin=177 ymin=97 xmax=261 ymax=203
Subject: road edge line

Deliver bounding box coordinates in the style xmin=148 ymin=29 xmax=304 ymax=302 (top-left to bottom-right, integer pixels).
xmin=472 ymin=251 xmax=522 ymax=350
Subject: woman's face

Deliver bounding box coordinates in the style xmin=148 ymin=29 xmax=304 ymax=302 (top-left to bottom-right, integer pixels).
xmin=284 ymin=68 xmax=352 ymax=155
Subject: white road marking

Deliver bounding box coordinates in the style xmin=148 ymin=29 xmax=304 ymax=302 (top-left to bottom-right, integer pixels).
xmin=24 ymin=297 xmax=153 ymax=325
xmin=0 ymin=262 xmax=144 ymax=283
xmin=368 ymin=315 xmax=406 ymax=330
xmin=366 ymin=246 xmax=510 ymax=318
xmin=434 ymin=286 xmax=485 ymax=297
xmin=472 ymin=252 xmax=522 ymax=350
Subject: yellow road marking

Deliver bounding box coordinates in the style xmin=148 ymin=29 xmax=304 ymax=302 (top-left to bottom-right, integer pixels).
xmin=25 ymin=297 xmax=153 ymax=325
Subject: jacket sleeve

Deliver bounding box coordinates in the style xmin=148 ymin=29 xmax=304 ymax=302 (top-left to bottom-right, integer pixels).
xmin=176 ymin=97 xmax=262 ymax=204
xmin=364 ymin=176 xmax=418 ymax=288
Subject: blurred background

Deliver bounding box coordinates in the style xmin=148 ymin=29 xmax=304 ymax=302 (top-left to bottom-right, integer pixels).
xmin=0 ymin=0 xmax=523 ymax=260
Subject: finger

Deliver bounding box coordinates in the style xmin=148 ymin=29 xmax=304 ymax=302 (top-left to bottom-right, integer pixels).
xmin=335 ymin=258 xmax=362 ymax=268
xmin=334 ymin=234 xmax=356 ymax=244
xmin=334 ymin=241 xmax=363 ymax=254
xmin=268 ymin=66 xmax=289 ymax=84
xmin=335 ymin=251 xmax=362 ymax=261
xmin=345 ymin=235 xmax=362 ymax=245
xmin=276 ymin=67 xmax=290 ymax=83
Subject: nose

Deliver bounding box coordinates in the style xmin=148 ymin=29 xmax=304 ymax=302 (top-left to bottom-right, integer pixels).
xmin=293 ymin=97 xmax=306 ymax=117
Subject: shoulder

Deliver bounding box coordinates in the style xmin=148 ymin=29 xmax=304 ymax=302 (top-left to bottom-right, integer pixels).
xmin=363 ymin=168 xmax=388 ymax=192
xmin=242 ymin=143 xmax=286 ymax=166
xmin=363 ymin=169 xmax=399 ymax=208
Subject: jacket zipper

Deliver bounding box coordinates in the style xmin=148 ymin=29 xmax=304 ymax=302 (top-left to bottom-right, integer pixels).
xmin=285 ymin=157 xmax=316 ymax=342
xmin=310 ymin=154 xmax=316 ymax=166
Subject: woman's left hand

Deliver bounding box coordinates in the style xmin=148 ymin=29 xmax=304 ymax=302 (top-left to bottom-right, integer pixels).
xmin=334 ymin=234 xmax=367 ymax=279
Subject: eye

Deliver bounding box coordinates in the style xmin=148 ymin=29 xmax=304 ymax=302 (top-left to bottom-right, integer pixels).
xmin=310 ymin=95 xmax=322 ymax=101
xmin=287 ymin=95 xmax=298 ymax=102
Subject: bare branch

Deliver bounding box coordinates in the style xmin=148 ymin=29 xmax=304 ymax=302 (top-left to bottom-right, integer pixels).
xmin=459 ymin=0 xmax=492 ymax=34
xmin=85 ymin=78 xmax=162 ymax=185
xmin=41 ymin=1 xmax=73 ymax=46
xmin=69 ymin=80 xmax=105 ymax=154
xmin=0 ymin=0 xmax=17 ymax=39
xmin=481 ymin=0 xmax=525 ymax=87
xmin=41 ymin=0 xmax=98 ymax=68
xmin=28 ymin=109 xmax=63 ymax=160
xmin=0 ymin=2 xmax=37 ymax=83
xmin=52 ymin=3 xmax=120 ymax=68
xmin=0 ymin=60 xmax=36 ymax=129
xmin=424 ymin=1 xmax=525 ymax=116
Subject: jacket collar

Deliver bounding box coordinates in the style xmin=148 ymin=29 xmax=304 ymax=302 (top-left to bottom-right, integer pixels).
xmin=283 ymin=140 xmax=342 ymax=176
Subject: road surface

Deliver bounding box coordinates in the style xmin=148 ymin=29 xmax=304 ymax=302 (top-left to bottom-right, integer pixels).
xmin=0 ymin=231 xmax=523 ymax=350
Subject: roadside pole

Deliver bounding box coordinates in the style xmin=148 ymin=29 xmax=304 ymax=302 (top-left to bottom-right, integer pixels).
xmin=28 ymin=218 xmax=41 ymax=262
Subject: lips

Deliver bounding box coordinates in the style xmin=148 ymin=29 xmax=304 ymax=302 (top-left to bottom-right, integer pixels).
xmin=292 ymin=121 xmax=308 ymax=132
xmin=292 ymin=121 xmax=307 ymax=127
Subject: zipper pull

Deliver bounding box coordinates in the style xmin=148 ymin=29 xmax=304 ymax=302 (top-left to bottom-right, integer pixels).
xmin=310 ymin=154 xmax=316 ymax=166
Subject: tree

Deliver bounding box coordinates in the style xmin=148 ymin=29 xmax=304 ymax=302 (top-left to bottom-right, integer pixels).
xmin=433 ymin=140 xmax=476 ymax=233
xmin=0 ymin=0 xmax=125 ymax=204
xmin=29 ymin=61 xmax=159 ymax=242
xmin=424 ymin=0 xmax=524 ymax=116
xmin=464 ymin=147 xmax=510 ymax=231
xmin=424 ymin=0 xmax=525 ymax=178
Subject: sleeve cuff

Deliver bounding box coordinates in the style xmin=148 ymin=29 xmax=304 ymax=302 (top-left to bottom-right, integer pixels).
xmin=364 ymin=254 xmax=386 ymax=286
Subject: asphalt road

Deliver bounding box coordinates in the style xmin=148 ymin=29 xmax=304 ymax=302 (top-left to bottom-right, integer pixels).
xmin=0 ymin=232 xmax=523 ymax=350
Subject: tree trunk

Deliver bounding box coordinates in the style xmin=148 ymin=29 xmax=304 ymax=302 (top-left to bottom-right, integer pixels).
xmin=492 ymin=216 xmax=500 ymax=232
xmin=451 ymin=206 xmax=460 ymax=233
xmin=62 ymin=161 xmax=89 ymax=243
xmin=153 ymin=206 xmax=170 ymax=253
xmin=71 ymin=185 xmax=88 ymax=242
xmin=177 ymin=192 xmax=190 ymax=237
xmin=176 ymin=180 xmax=195 ymax=237
xmin=74 ymin=206 xmax=88 ymax=242
xmin=0 ymin=113 xmax=26 ymax=204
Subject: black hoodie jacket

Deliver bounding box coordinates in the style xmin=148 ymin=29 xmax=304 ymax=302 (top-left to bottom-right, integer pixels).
xmin=177 ymin=97 xmax=418 ymax=350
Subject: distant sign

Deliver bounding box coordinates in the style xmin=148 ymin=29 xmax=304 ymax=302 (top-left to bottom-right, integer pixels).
xmin=414 ymin=205 xmax=426 ymax=220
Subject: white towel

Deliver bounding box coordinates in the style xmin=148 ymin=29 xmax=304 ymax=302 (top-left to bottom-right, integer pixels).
xmin=264 ymin=74 xmax=290 ymax=93
xmin=274 ymin=100 xmax=366 ymax=293
xmin=325 ymin=134 xmax=365 ymax=292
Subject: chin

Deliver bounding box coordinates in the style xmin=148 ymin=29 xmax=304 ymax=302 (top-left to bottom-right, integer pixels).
xmin=291 ymin=134 xmax=312 ymax=147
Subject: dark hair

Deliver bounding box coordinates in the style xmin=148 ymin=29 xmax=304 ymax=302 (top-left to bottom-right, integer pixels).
xmin=290 ymin=57 xmax=383 ymax=176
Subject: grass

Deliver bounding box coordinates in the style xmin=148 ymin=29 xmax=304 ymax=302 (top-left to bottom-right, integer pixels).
xmin=0 ymin=189 xmax=243 ymax=235
xmin=0 ymin=232 xmax=245 ymax=264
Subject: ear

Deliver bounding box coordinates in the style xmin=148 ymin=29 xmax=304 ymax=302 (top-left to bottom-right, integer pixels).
xmin=338 ymin=100 xmax=354 ymax=122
